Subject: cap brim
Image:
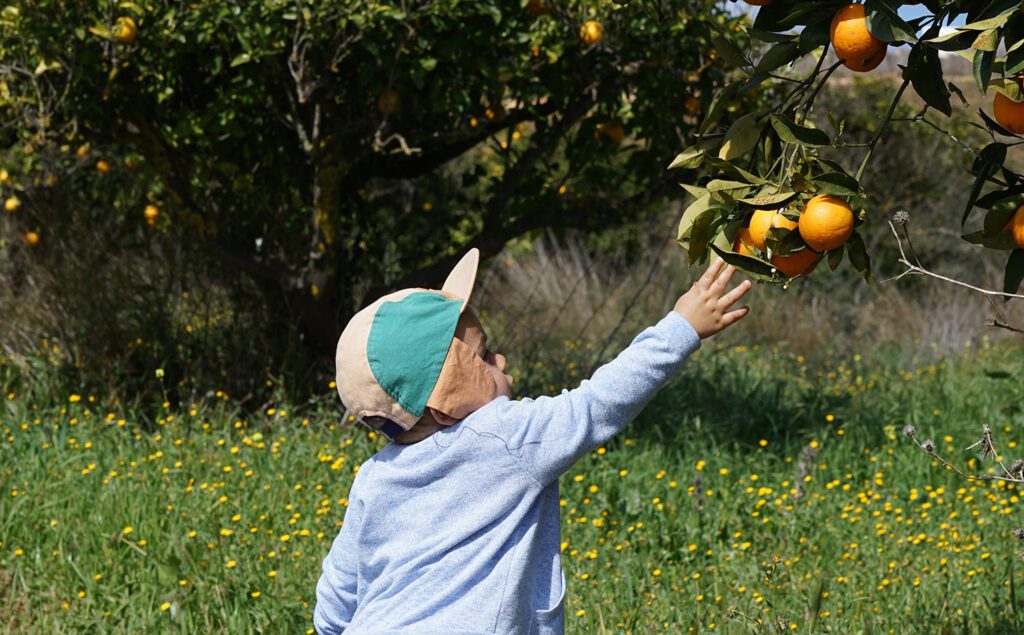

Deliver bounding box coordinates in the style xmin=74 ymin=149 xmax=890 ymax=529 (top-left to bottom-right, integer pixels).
xmin=441 ymin=248 xmax=479 ymax=314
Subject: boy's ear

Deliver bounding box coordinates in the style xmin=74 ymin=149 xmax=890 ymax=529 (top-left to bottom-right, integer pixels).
xmin=426 ymin=406 xmax=460 ymax=427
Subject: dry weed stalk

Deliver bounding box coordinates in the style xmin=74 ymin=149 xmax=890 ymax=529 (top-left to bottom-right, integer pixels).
xmin=904 ymin=424 xmax=1024 ymax=559
xmin=885 ymin=212 xmax=1024 ymax=334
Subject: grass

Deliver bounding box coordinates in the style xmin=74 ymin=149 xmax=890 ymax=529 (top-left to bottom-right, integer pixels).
xmin=2 ymin=337 xmax=1024 ymax=633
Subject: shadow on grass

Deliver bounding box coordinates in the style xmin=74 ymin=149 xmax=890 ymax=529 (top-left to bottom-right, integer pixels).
xmin=632 ymin=353 xmax=859 ymax=452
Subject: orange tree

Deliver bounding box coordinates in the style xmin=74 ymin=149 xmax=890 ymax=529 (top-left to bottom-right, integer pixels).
xmin=673 ymin=0 xmax=1024 ymax=295
xmin=0 ymin=1 xmax=756 ymax=398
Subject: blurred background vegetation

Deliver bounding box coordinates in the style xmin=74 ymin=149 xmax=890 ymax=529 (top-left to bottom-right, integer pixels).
xmin=0 ymin=0 xmax=1021 ymax=418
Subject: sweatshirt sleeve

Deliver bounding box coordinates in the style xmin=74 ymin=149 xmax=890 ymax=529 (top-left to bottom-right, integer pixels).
xmin=498 ymin=311 xmax=701 ymax=486
xmin=314 ymin=495 xmax=363 ymax=634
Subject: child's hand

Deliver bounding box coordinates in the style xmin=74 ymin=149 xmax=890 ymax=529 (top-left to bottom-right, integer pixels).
xmin=673 ymin=257 xmax=752 ymax=339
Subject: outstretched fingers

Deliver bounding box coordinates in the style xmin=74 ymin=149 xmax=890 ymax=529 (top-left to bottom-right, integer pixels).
xmin=698 ymin=256 xmax=726 ymax=288
xmin=721 ymin=306 xmax=750 ymax=327
xmin=708 ymin=262 xmax=738 ymax=295
xmin=719 ymin=278 xmax=752 ymax=309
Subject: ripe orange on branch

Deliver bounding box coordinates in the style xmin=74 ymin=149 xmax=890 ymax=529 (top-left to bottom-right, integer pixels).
xmin=748 ymin=209 xmax=798 ymax=250
xmin=994 ymin=90 xmax=1024 ymax=135
xmin=830 ymin=4 xmax=887 ymax=73
xmin=113 ymin=16 xmax=137 ymax=44
xmin=799 ymin=195 xmax=854 ymax=251
xmin=144 ymin=204 xmax=160 ymax=225
xmin=580 ymin=20 xmax=603 ymax=45
xmin=771 ymin=248 xmax=821 ymax=278
xmin=733 ymin=228 xmax=757 ymax=256
xmin=377 ymin=90 xmax=399 ymax=115
xmin=595 ymin=121 xmax=625 ymax=145
xmin=1007 ymin=204 xmax=1024 ymax=249
xmin=5 ymin=196 xmax=20 ymax=212
xmin=525 ymin=0 xmax=552 ymax=16
xmin=24 ymin=231 xmax=40 ymax=247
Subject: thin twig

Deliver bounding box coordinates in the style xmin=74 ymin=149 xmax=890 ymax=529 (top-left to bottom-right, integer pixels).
xmin=885 ymin=220 xmax=1024 ymax=300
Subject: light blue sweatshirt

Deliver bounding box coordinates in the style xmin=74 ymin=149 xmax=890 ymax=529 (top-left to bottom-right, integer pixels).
xmin=314 ymin=311 xmax=701 ymax=634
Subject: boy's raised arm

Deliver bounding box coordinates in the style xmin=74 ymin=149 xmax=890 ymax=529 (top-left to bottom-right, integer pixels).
xmin=496 ymin=259 xmax=751 ymax=487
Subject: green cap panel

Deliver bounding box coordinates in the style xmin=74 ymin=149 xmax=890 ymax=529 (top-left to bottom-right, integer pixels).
xmin=366 ymin=291 xmax=462 ymax=418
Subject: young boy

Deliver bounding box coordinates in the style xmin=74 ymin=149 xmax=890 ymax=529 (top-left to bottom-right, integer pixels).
xmin=315 ymin=249 xmax=751 ymax=634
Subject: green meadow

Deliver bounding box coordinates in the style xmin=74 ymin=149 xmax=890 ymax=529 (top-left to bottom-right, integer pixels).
xmin=4 ymin=338 xmax=1024 ymax=633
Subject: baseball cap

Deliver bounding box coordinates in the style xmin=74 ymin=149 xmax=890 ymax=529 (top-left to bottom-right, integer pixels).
xmin=334 ymin=249 xmax=498 ymax=440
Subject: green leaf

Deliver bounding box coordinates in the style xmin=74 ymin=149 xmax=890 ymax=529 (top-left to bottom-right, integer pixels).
xmin=962 ymin=142 xmax=1007 ymax=227
xmin=865 ymin=0 xmax=919 ymax=44
xmin=688 ymin=209 xmax=720 ymax=266
xmin=990 ymin=77 xmax=1024 ymax=102
xmin=709 ymin=244 xmax=777 ymax=280
xmin=707 ymin=179 xmax=755 ymax=202
xmin=961 ymin=230 xmax=1020 ymax=250
xmin=1003 ymin=250 xmax=1024 ymax=301
xmin=230 ymin=53 xmax=252 ymax=67
xmin=738 ymin=190 xmax=797 ymax=209
xmin=973 ymin=49 xmax=994 ymax=93
xmin=770 ymin=114 xmax=830 ymax=146
xmin=810 ymin=171 xmax=861 ymax=196
xmin=971 ymin=28 xmax=1000 ymax=52
xmin=703 ymin=157 xmax=767 ymax=185
xmin=924 ymin=29 xmax=977 ymax=52
xmin=978 ymin=108 xmax=1013 ymax=136
xmin=711 ymin=32 xmax=749 ymax=68
xmin=669 ymin=146 xmax=705 ymax=170
xmin=755 ymin=41 xmax=801 ymax=74
xmin=748 ymin=29 xmax=797 ymax=43
xmin=679 ymin=183 xmax=708 ymax=200
xmin=420 ymin=57 xmax=438 ymax=71
xmin=828 ymin=243 xmax=844 ymax=271
xmin=959 ymin=8 xmax=1016 ymax=31
xmin=1007 ymin=45 xmax=1024 ymax=76
xmin=700 ymin=81 xmax=741 ymax=134
xmin=976 ymin=186 xmax=1024 ymax=210
xmin=906 ymin=46 xmax=951 ymax=116
xmin=983 ymin=206 xmax=1018 ymax=236
xmin=798 ymin=20 xmax=830 ymax=53
xmin=719 ymin=113 xmax=762 ymax=161
xmin=846 ymin=233 xmax=871 ymax=283
xmin=678 ymin=195 xmax=714 ymax=244
xmin=713 ymin=218 xmax=745 ymax=254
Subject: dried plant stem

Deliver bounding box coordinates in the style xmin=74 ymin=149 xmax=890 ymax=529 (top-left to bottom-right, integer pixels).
xmin=885 ymin=220 xmax=1024 ymax=301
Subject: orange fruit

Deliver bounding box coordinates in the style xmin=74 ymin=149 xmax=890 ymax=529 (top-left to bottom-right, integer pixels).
xmin=144 ymin=204 xmax=160 ymax=223
xmin=994 ymin=90 xmax=1024 ymax=135
xmin=748 ymin=209 xmax=798 ymax=250
xmin=799 ymin=195 xmax=854 ymax=251
xmin=595 ymin=121 xmax=625 ymax=145
xmin=113 ymin=16 xmax=137 ymax=44
xmin=24 ymin=231 xmax=39 ymax=247
xmin=580 ymin=20 xmax=603 ymax=45
xmin=5 ymin=196 xmax=20 ymax=212
xmin=525 ymin=0 xmax=552 ymax=15
xmin=0 ymin=168 xmax=9 ymax=184
xmin=377 ymin=90 xmax=399 ymax=115
xmin=830 ymin=4 xmax=887 ymax=73
xmin=96 ymin=160 xmax=110 ymax=174
xmin=684 ymin=96 xmax=701 ymax=114
xmin=733 ymin=228 xmax=757 ymax=257
xmin=1007 ymin=204 xmax=1024 ymax=249
xmin=771 ymin=248 xmax=821 ymax=278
